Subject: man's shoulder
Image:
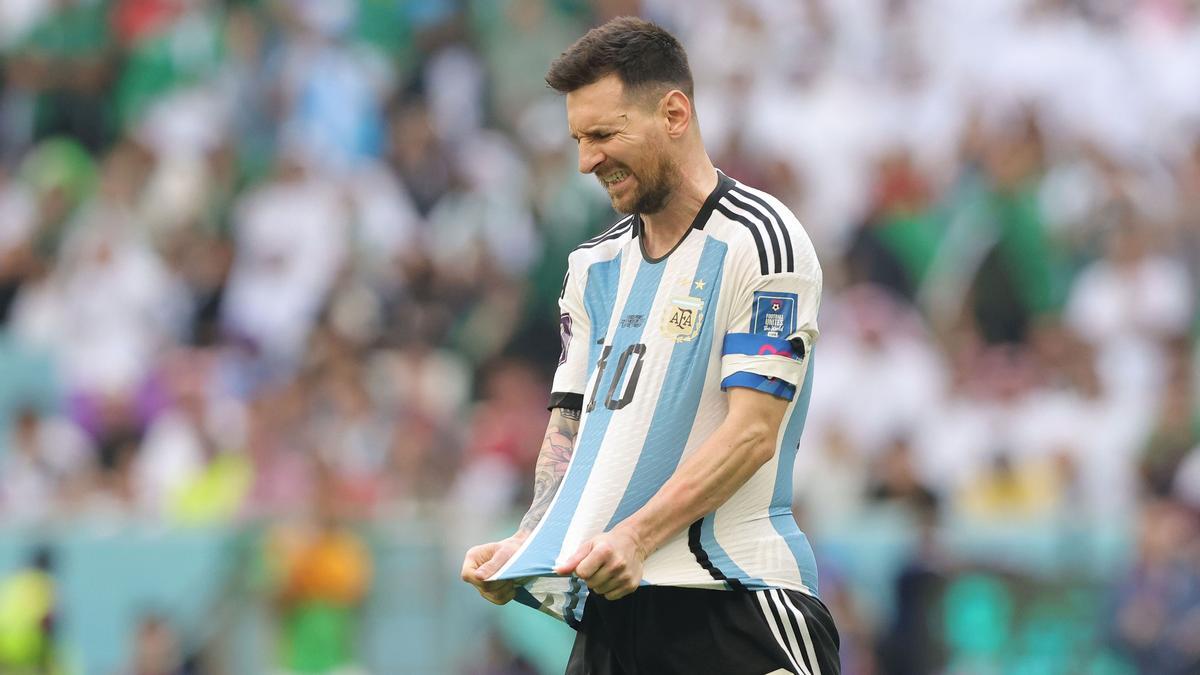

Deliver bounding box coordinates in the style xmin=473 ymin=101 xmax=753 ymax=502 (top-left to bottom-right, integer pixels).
xmin=723 ymin=180 xmax=804 ymax=230
xmin=709 ymin=178 xmax=817 ymax=278
xmin=566 ymin=214 xmax=636 ymax=268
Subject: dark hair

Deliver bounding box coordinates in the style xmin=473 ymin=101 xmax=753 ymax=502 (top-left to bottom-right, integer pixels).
xmin=545 ymin=16 xmax=694 ymax=103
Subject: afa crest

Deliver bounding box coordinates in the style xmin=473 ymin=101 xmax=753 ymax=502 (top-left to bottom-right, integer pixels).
xmin=661 ymin=296 xmax=704 ymax=342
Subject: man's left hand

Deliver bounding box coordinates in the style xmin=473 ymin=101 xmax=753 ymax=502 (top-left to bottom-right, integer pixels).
xmin=555 ymin=526 xmax=647 ymax=600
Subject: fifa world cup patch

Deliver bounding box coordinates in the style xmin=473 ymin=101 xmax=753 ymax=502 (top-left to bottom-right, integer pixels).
xmin=558 ymin=313 xmax=572 ymax=365
xmin=661 ymin=296 xmax=704 ymax=342
xmin=751 ymin=292 xmax=797 ymax=338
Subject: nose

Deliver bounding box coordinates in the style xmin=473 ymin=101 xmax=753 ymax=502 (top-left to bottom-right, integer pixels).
xmin=578 ymin=141 xmax=604 ymax=175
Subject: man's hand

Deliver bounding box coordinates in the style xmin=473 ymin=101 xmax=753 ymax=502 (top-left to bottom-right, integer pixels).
xmin=461 ymin=536 xmax=525 ymax=605
xmin=462 ymin=408 xmax=580 ymax=607
xmin=555 ymin=526 xmax=646 ymax=601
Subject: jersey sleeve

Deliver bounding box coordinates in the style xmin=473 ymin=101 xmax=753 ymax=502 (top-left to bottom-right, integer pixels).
xmin=549 ymin=262 xmax=589 ymax=410
xmin=720 ymin=248 xmax=821 ymax=401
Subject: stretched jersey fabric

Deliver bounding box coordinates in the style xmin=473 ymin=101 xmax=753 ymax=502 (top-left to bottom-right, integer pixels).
xmin=493 ymin=172 xmax=823 ymax=626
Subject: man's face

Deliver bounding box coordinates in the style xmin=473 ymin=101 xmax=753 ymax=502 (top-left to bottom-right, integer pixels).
xmin=566 ymin=74 xmax=679 ymax=215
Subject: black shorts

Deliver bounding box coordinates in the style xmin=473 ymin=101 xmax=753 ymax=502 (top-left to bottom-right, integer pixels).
xmin=566 ymin=586 xmax=840 ymax=675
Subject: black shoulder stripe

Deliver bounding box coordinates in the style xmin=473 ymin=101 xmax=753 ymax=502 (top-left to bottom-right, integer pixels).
xmin=724 ymin=191 xmax=783 ymax=275
xmin=578 ymin=216 xmax=631 ymax=246
xmin=575 ymin=220 xmax=633 ymax=250
xmin=586 ymin=214 xmax=634 ymax=244
xmin=731 ymin=185 xmax=795 ymax=273
xmin=559 ymin=270 xmax=570 ymax=299
xmin=576 ymin=222 xmax=632 ymax=251
xmin=716 ymin=201 xmax=770 ymax=275
xmin=576 ymin=215 xmax=635 ymax=250
xmin=579 ymin=216 xmax=628 ymax=245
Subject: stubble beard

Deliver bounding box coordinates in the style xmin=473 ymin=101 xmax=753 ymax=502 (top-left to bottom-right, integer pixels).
xmin=610 ymin=152 xmax=681 ymax=216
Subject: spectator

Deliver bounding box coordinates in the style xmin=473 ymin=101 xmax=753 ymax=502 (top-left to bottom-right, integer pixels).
xmin=0 ymin=165 xmax=38 ymax=324
xmin=0 ymin=2 xmax=1194 ymax=672
xmin=3 ymin=0 xmax=117 ymax=152
xmin=220 ymin=150 xmax=347 ymax=371
xmin=263 ymin=467 xmax=372 ymax=675
xmin=118 ymin=612 xmax=200 ymax=675
xmin=0 ymin=406 xmax=94 ymax=522
xmin=0 ymin=546 xmax=60 ymax=673
xmin=1107 ymin=498 xmax=1200 ymax=675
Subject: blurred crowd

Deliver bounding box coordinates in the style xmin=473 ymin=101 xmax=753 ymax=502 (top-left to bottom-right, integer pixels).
xmin=0 ymin=0 xmax=1198 ymax=673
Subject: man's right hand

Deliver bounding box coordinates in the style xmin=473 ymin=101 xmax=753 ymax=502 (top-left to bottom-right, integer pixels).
xmin=461 ymin=535 xmax=525 ymax=605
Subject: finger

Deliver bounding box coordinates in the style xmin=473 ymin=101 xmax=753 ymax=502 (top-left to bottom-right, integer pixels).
xmin=463 ymin=542 xmax=506 ymax=583
xmin=589 ymin=577 xmax=619 ymax=596
xmin=575 ymin=543 xmax=617 ymax=580
xmin=461 ymin=546 xmax=490 ymax=584
xmin=603 ymin=582 xmax=638 ymax=601
xmin=475 ymin=545 xmax=515 ymax=580
xmin=583 ymin=561 xmax=618 ymax=590
xmin=555 ymin=541 xmax=594 ymax=576
xmin=482 ymin=586 xmax=518 ymax=605
xmin=480 ymin=578 xmax=514 ymax=593
xmin=480 ymin=581 xmax=516 ymax=604
xmin=588 ymin=567 xmax=629 ymax=596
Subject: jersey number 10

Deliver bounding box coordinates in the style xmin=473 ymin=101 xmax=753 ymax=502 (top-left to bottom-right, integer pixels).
xmin=587 ymin=343 xmax=647 ymax=413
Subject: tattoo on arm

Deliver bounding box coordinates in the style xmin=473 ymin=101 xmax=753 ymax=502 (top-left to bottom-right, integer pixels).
xmin=518 ymin=408 xmax=581 ymax=535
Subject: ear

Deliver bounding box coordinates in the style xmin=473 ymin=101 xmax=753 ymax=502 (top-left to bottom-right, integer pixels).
xmin=660 ymin=90 xmax=692 ymax=139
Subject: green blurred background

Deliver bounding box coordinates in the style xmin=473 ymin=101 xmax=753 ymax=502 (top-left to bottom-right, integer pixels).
xmin=0 ymin=0 xmax=1198 ymax=673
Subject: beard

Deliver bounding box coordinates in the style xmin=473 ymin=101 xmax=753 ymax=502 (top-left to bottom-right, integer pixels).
xmin=605 ymin=150 xmax=680 ymax=215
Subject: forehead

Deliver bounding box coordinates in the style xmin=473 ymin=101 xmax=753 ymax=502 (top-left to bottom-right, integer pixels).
xmin=565 ymin=74 xmax=633 ymax=134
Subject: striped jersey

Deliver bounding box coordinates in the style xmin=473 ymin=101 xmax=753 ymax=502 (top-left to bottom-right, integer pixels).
xmin=493 ymin=171 xmax=823 ymax=625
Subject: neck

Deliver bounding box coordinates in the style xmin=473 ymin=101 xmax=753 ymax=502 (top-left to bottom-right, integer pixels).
xmin=640 ymin=154 xmax=718 ymax=259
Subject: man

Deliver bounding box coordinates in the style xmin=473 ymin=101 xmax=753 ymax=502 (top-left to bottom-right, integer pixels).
xmin=0 ymin=546 xmax=59 ymax=674
xmin=462 ymin=16 xmax=839 ymax=675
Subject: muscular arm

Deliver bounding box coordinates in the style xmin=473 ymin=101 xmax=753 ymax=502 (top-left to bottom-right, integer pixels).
xmin=462 ymin=406 xmax=581 ymax=603
xmin=618 ymin=387 xmax=786 ymax=554
xmin=556 ymin=387 xmax=788 ymax=597
xmin=518 ymin=406 xmax=581 ymax=536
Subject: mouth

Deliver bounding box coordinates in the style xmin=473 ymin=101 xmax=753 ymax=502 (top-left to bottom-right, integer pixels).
xmin=600 ymin=168 xmax=632 ymax=191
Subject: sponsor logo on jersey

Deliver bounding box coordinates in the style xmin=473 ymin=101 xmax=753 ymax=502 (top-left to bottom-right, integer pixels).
xmin=619 ymin=314 xmax=645 ymax=328
xmin=661 ymin=296 xmax=704 ymax=342
xmin=751 ymin=292 xmax=797 ymax=338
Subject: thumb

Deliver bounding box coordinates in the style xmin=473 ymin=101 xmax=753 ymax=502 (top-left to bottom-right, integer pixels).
xmin=475 ymin=546 xmax=513 ymax=580
xmin=555 ymin=541 xmax=593 ymax=576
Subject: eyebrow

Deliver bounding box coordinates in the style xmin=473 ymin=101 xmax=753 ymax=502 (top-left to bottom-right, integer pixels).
xmin=569 ymin=114 xmax=629 ymax=141
xmin=569 ymin=126 xmax=617 ymax=141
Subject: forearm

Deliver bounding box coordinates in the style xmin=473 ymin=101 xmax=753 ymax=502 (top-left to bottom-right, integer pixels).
xmin=616 ymin=415 xmax=775 ymax=557
xmin=516 ymin=407 xmax=581 ymax=537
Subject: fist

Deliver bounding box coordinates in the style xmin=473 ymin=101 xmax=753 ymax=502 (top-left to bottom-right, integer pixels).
xmin=555 ymin=528 xmax=646 ymax=601
xmin=461 ymin=537 xmax=524 ymax=605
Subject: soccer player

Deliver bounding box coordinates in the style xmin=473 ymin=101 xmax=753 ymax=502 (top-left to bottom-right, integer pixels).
xmin=461 ymin=16 xmax=840 ymax=675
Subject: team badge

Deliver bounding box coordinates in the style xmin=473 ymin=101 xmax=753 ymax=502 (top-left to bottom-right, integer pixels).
xmin=751 ymin=292 xmax=797 ymax=338
xmin=661 ymin=296 xmax=704 ymax=342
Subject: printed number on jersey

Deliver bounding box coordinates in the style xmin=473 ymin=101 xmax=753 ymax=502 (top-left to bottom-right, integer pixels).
xmin=586 ymin=343 xmax=647 ymax=412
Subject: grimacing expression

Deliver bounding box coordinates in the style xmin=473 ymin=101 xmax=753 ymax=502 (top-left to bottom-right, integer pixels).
xmin=566 ymin=75 xmax=682 ymax=215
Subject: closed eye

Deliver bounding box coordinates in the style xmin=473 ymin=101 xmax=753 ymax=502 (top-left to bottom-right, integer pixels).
xmin=573 ymin=131 xmax=614 ymax=143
